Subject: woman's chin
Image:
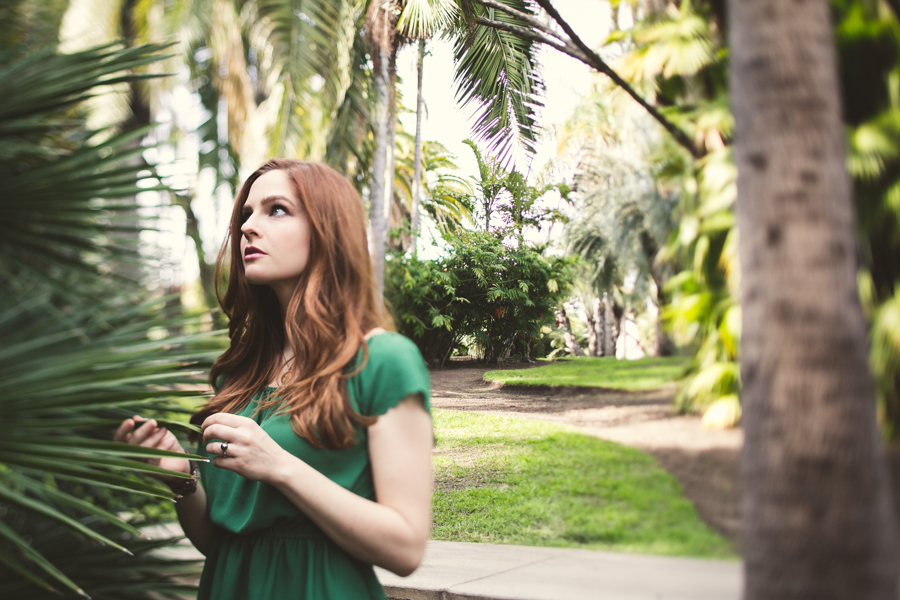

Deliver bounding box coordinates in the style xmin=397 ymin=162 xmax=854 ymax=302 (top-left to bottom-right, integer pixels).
xmin=244 ymin=272 xmax=271 ymax=287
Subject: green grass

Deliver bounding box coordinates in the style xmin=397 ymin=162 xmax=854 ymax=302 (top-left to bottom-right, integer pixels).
xmin=483 ymin=356 xmax=687 ymax=390
xmin=431 ymin=410 xmax=734 ymax=558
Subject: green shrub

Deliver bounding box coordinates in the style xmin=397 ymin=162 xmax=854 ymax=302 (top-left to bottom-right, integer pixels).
xmin=386 ymin=232 xmax=574 ymax=364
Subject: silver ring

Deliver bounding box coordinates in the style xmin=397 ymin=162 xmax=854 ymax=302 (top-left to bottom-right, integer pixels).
xmin=221 ymin=441 xmax=228 ymax=458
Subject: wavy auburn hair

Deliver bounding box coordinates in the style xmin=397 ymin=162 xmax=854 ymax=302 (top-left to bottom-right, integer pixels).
xmin=193 ymin=159 xmax=385 ymax=449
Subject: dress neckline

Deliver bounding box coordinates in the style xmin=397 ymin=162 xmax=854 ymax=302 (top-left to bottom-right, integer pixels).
xmin=263 ymin=331 xmax=390 ymax=390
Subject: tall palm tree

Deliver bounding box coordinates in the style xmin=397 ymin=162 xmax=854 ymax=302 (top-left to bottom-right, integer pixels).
xmin=396 ymin=0 xmax=456 ymax=255
xmin=365 ymin=0 xmax=398 ymax=299
xmin=730 ymin=0 xmax=898 ymax=597
xmin=368 ymin=0 xmax=456 ymax=294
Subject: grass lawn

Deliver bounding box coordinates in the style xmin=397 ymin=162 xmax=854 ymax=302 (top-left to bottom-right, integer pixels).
xmin=431 ymin=409 xmax=734 ymax=558
xmin=483 ymin=356 xmax=686 ymax=391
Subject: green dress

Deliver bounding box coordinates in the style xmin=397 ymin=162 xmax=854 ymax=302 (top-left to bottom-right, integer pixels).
xmin=196 ymin=333 xmax=431 ymax=600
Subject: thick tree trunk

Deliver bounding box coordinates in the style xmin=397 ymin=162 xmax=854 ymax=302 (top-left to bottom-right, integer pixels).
xmin=369 ymin=42 xmax=390 ymax=299
xmin=730 ymin=1 xmax=898 ymax=598
xmin=410 ymin=38 xmax=426 ymax=257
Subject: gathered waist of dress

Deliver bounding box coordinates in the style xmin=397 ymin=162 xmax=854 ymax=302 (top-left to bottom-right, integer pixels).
xmin=219 ymin=520 xmax=330 ymax=541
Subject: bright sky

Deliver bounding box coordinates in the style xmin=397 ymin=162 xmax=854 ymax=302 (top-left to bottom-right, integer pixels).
xmin=142 ymin=0 xmax=618 ymax=290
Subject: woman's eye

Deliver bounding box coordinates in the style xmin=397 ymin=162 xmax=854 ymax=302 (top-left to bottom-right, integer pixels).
xmin=240 ymin=212 xmax=251 ymax=223
xmin=272 ymin=206 xmax=288 ymax=217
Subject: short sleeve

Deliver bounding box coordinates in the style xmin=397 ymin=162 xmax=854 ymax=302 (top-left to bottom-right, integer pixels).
xmin=351 ymin=333 xmax=431 ymax=418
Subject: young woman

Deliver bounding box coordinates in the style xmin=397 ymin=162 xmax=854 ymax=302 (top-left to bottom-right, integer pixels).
xmin=113 ymin=159 xmax=433 ymax=599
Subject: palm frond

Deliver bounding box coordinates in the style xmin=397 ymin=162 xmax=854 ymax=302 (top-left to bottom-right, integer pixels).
xmin=253 ymin=0 xmax=365 ymax=160
xmin=0 ymin=42 xmax=173 ymax=292
xmin=398 ymin=0 xmax=458 ymax=38
xmin=448 ymin=0 xmax=544 ymax=162
xmin=0 ymin=515 xmax=202 ymax=600
xmin=0 ymin=293 xmax=225 ymax=596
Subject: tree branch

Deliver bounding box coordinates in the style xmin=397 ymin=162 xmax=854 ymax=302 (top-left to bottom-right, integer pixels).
xmin=522 ymin=0 xmax=703 ymax=158
xmin=472 ymin=15 xmax=579 ymax=59
xmin=474 ymin=0 xmax=559 ymax=40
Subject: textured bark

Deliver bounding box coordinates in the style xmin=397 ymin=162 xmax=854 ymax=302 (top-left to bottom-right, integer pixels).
xmin=730 ymin=1 xmax=898 ymax=598
xmin=369 ymin=41 xmax=390 ymax=299
xmin=602 ymin=292 xmax=615 ymax=358
xmin=594 ymin=297 xmax=605 ymax=357
xmin=385 ymin=57 xmax=397 ymax=249
xmin=410 ymin=38 xmax=426 ymax=257
xmin=585 ymin=298 xmax=598 ymax=357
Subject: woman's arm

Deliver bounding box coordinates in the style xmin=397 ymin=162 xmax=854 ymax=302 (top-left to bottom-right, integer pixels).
xmin=201 ymin=395 xmax=433 ymax=575
xmin=114 ymin=418 xmax=218 ymax=556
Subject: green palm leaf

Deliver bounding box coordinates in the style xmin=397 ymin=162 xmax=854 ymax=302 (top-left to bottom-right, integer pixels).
xmin=0 ymin=39 xmax=221 ymax=597
xmin=0 ymin=294 xmax=224 ymax=595
xmin=448 ymin=0 xmax=544 ymax=161
xmin=398 ymin=0 xmax=458 ymax=38
xmin=0 ymin=517 xmax=202 ymax=600
xmin=0 ymin=43 xmax=173 ymax=294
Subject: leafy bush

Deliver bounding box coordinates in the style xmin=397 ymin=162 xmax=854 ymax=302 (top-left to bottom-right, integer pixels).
xmin=386 ymin=231 xmax=574 ymax=364
xmin=385 ymin=255 xmax=464 ymax=366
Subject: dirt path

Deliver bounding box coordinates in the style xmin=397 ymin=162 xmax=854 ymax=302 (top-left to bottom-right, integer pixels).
xmin=429 ymin=362 xmax=744 ymax=550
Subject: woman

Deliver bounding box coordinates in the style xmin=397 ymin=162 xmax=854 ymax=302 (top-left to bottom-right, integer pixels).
xmin=114 ymin=159 xmax=433 ymax=599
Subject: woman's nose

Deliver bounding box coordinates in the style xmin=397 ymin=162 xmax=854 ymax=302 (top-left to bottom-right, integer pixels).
xmin=241 ymin=215 xmax=257 ymax=237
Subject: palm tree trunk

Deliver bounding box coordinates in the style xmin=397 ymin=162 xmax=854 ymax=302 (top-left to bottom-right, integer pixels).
xmin=385 ymin=58 xmax=398 ymax=247
xmin=585 ymin=301 xmax=598 ymax=357
xmin=730 ymin=1 xmax=898 ymax=598
xmin=410 ymin=38 xmax=426 ymax=257
xmin=602 ymin=292 xmax=615 ymax=358
xmin=370 ymin=43 xmax=390 ymax=299
xmin=593 ymin=296 xmax=603 ymax=357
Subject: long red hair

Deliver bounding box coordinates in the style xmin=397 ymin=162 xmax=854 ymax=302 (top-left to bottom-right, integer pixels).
xmin=193 ymin=159 xmax=385 ymax=449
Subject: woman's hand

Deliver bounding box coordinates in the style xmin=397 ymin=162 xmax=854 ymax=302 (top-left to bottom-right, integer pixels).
xmin=201 ymin=413 xmax=289 ymax=483
xmin=113 ymin=417 xmax=191 ymax=481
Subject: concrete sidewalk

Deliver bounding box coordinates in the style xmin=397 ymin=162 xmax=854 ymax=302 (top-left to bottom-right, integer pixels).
xmin=375 ymin=541 xmax=742 ymax=600
xmin=144 ymin=524 xmax=742 ymax=600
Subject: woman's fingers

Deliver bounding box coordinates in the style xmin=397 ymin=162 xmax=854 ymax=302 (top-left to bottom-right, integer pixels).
xmin=201 ymin=412 xmax=254 ymax=432
xmin=159 ymin=431 xmax=183 ymax=452
xmin=206 ymin=440 xmax=233 ymax=457
xmin=142 ymin=426 xmax=168 ymax=448
xmin=202 ymin=422 xmax=242 ymax=443
xmin=113 ymin=419 xmax=135 ymax=443
xmin=128 ymin=418 xmax=159 ymax=445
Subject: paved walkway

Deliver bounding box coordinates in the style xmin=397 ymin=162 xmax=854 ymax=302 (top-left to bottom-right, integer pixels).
xmin=376 ymin=540 xmax=741 ymax=600
xmin=144 ymin=524 xmax=742 ymax=600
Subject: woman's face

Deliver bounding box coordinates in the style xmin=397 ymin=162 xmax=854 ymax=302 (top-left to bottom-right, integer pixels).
xmin=240 ymin=170 xmax=312 ymax=297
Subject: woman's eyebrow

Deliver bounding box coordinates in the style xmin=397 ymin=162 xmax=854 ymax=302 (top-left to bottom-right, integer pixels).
xmin=244 ymin=195 xmax=294 ymax=212
xmin=260 ymin=195 xmax=294 ymax=208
